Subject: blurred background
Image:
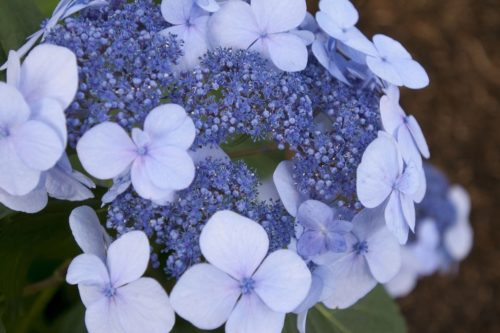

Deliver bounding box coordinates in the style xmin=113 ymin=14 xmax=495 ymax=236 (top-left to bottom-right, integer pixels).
xmin=0 ymin=0 xmax=498 ymax=332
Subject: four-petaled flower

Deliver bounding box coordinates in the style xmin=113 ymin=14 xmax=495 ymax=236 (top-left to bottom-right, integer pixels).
xmin=366 ymin=34 xmax=430 ymax=89
xmin=380 ymin=85 xmax=430 ymax=163
xmin=316 ymin=0 xmax=376 ymax=56
xmin=66 ymin=206 xmax=175 ymax=333
xmin=161 ymin=0 xmax=211 ymax=70
xmin=210 ymin=0 xmax=309 ymax=72
xmin=77 ymin=104 xmax=196 ymax=205
xmin=316 ymin=206 xmax=401 ymax=309
xmin=170 ymin=210 xmax=312 ymax=333
xmin=296 ymin=200 xmax=353 ymax=258
xmin=357 ymin=131 xmax=423 ymax=244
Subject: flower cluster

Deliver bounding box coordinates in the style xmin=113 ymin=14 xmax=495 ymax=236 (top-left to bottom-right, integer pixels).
xmin=0 ymin=0 xmax=474 ymax=332
xmin=107 ymin=157 xmax=294 ymax=278
xmin=45 ymin=0 xmax=182 ymax=147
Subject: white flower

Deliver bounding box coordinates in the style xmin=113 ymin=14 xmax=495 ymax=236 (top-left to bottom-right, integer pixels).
xmin=356 ymin=132 xmax=423 ymax=244
xmin=170 ymin=210 xmax=312 ymax=333
xmin=77 ymin=104 xmax=196 ymax=205
xmin=366 ymin=34 xmax=430 ymax=89
xmin=209 ymin=0 xmax=308 ymax=72
xmin=160 ymin=0 xmax=211 ymax=70
xmin=66 ymin=206 xmax=175 ymax=333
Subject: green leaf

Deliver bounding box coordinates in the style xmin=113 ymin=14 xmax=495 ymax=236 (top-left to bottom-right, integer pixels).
xmin=0 ymin=0 xmax=43 ymax=54
xmin=284 ymin=286 xmax=406 ymax=333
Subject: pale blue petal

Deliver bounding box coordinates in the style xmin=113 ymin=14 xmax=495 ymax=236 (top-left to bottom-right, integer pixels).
xmin=46 ymin=156 xmax=95 ymax=202
xmin=106 ymin=277 xmax=175 ymax=333
xmin=297 ymin=200 xmax=334 ymax=230
xmin=0 ymin=140 xmax=40 ymax=196
xmin=364 ymin=225 xmax=402 ymax=283
xmin=144 ymin=147 xmax=195 ymax=190
xmin=384 ymin=192 xmax=409 ymax=244
xmin=379 ymin=88 xmax=404 ymax=137
xmin=161 ymin=0 xmax=195 ymax=24
xmin=0 ymin=182 xmax=47 ymax=213
xmin=77 ymin=122 xmax=137 ymax=180
xmin=226 ymin=293 xmax=285 ymax=333
xmin=12 ymin=120 xmax=64 ymax=171
xmin=0 ymin=82 xmax=30 ymax=128
xmin=356 ymin=134 xmax=401 ymax=208
xmin=297 ymin=231 xmax=327 ymax=257
xmin=101 ymin=173 xmax=131 ymax=205
xmin=107 ymin=231 xmax=150 ymax=287
xmin=6 ymin=50 xmax=20 ymax=87
xmin=253 ymin=249 xmax=311 ymax=313
xmin=372 ymin=34 xmax=412 ymax=61
xmin=171 ymin=263 xmax=240 ymax=330
xmin=69 ymin=206 xmax=110 ymax=261
xmin=266 ymin=32 xmax=308 ymax=72
xmin=392 ymin=59 xmax=430 ymax=89
xmin=399 ymin=192 xmax=416 ymax=232
xmin=407 ymin=115 xmax=430 ymax=158
xmin=294 ymin=272 xmax=323 ymax=313
xmin=252 ymin=0 xmax=306 ymax=34
xmin=319 ymin=0 xmax=359 ymax=28
xmin=30 ymin=98 xmax=67 ymax=146
xmin=196 ymin=0 xmax=220 ymax=12
xmin=200 ymin=211 xmax=269 ymax=280
xmin=66 ymin=253 xmax=109 ymax=286
xmin=397 ymin=121 xmax=421 ymax=164
xmin=144 ymin=104 xmax=196 ymax=149
xmin=318 ymin=252 xmax=377 ymax=309
xmin=273 ymin=161 xmax=305 ymax=217
xmin=366 ymin=56 xmax=403 ymax=86
xmin=161 ymin=15 xmax=210 ymax=70
xmin=130 ymin=160 xmax=176 ymax=203
xmin=19 ymin=44 xmax=78 ymax=110
xmin=209 ymin=1 xmax=259 ymax=50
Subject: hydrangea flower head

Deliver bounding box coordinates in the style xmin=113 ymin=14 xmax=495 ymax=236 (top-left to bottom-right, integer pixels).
xmin=77 ymin=104 xmax=196 ymax=204
xmin=66 ymin=206 xmax=175 ymax=333
xmin=210 ymin=0 xmax=308 ymax=71
xmin=170 ymin=210 xmax=311 ymax=333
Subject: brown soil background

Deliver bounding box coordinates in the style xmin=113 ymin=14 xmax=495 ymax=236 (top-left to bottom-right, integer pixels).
xmin=308 ymin=0 xmax=500 ymax=331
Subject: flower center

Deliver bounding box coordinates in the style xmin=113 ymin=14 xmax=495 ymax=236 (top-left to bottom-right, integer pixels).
xmin=353 ymin=240 xmax=368 ymax=255
xmin=136 ymin=146 xmax=148 ymax=156
xmin=239 ymin=277 xmax=255 ymax=295
xmin=0 ymin=126 xmax=9 ymax=139
xmin=103 ymin=283 xmax=117 ymax=298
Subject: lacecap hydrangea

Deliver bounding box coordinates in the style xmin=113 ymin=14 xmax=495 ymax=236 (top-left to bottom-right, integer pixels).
xmin=0 ymin=0 xmax=473 ymax=333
